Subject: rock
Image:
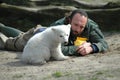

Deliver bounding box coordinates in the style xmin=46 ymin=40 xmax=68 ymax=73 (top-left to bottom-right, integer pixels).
xmin=0 ymin=0 xmax=120 ymax=31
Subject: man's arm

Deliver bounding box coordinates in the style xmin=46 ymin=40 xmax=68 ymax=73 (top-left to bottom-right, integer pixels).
xmin=61 ymin=45 xmax=79 ymax=56
xmin=89 ymin=27 xmax=108 ymax=53
xmin=85 ymin=19 xmax=108 ymax=53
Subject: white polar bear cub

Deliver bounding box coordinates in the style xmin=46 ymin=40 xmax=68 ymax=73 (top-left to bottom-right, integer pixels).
xmin=21 ymin=24 xmax=71 ymax=65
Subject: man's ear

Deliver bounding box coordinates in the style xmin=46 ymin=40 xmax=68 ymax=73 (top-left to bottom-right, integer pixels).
xmin=68 ymin=18 xmax=71 ymax=23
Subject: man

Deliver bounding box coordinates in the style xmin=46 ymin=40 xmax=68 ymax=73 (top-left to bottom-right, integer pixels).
xmin=0 ymin=9 xmax=108 ymax=56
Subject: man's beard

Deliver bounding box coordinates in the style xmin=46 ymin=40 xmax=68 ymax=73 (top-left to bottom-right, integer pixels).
xmin=72 ymin=30 xmax=81 ymax=36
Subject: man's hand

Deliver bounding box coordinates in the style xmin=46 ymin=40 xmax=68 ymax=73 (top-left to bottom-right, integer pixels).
xmin=76 ymin=42 xmax=93 ymax=56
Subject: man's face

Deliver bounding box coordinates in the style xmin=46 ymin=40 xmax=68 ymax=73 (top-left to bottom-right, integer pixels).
xmin=70 ymin=13 xmax=87 ymax=36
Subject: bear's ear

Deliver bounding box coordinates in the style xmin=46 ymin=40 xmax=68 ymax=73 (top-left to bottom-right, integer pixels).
xmin=67 ymin=24 xmax=71 ymax=28
xmin=51 ymin=28 xmax=57 ymax=32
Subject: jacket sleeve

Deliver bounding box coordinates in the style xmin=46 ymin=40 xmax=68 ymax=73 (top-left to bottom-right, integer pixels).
xmin=61 ymin=45 xmax=79 ymax=56
xmin=89 ymin=25 xmax=108 ymax=53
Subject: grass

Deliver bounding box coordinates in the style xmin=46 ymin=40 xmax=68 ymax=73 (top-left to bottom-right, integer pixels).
xmin=52 ymin=71 xmax=63 ymax=78
xmin=78 ymin=76 xmax=85 ymax=80
xmin=43 ymin=71 xmax=72 ymax=80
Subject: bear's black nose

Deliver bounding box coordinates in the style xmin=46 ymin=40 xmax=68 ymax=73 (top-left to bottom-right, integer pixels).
xmin=64 ymin=42 xmax=68 ymax=45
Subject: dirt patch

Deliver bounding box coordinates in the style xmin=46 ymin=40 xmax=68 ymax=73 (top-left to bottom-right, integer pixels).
xmin=0 ymin=32 xmax=120 ymax=80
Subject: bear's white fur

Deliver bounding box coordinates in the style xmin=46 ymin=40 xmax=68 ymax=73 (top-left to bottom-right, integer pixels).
xmin=21 ymin=24 xmax=71 ymax=65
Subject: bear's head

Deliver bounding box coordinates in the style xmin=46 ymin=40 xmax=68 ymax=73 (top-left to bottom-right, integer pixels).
xmin=51 ymin=24 xmax=71 ymax=44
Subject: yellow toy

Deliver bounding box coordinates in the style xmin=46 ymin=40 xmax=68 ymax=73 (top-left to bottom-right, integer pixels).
xmin=74 ymin=37 xmax=87 ymax=46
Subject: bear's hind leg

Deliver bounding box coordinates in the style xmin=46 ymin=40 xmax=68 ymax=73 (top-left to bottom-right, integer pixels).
xmin=31 ymin=59 xmax=47 ymax=65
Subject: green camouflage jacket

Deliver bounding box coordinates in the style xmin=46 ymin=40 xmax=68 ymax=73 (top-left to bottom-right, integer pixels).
xmin=50 ymin=17 xmax=108 ymax=56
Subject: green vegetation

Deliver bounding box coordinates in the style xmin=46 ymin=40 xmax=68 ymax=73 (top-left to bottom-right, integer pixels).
xmin=52 ymin=71 xmax=63 ymax=77
xmin=43 ymin=71 xmax=72 ymax=80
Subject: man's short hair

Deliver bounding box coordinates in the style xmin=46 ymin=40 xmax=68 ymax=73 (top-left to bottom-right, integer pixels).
xmin=69 ymin=9 xmax=88 ymax=19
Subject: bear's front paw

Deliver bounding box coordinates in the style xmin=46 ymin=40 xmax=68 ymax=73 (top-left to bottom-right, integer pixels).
xmin=64 ymin=56 xmax=70 ymax=59
xmin=56 ymin=56 xmax=70 ymax=61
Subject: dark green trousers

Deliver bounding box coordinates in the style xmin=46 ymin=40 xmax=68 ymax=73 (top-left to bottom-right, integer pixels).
xmin=0 ymin=23 xmax=22 ymax=37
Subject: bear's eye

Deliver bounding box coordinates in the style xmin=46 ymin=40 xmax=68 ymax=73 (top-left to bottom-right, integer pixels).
xmin=60 ymin=35 xmax=63 ymax=37
xmin=66 ymin=34 xmax=68 ymax=36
